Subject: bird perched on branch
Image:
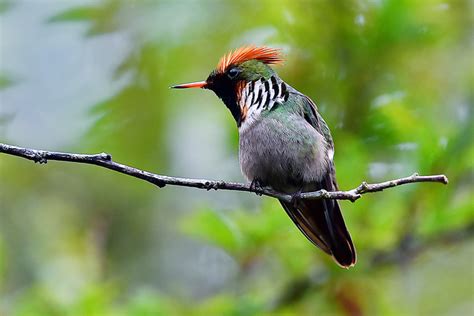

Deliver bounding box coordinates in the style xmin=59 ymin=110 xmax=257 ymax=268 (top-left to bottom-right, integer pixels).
xmin=172 ymin=46 xmax=356 ymax=268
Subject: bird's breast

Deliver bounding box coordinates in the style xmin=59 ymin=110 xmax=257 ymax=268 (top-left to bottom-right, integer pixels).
xmin=239 ymin=112 xmax=330 ymax=193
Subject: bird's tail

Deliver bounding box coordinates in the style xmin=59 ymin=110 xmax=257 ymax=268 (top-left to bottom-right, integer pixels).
xmin=279 ymin=179 xmax=356 ymax=268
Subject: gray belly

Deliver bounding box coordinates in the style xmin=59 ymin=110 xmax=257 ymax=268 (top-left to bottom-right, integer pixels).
xmin=239 ymin=113 xmax=329 ymax=193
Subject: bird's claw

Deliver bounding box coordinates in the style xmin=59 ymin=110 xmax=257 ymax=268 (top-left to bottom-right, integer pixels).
xmin=290 ymin=189 xmax=303 ymax=208
xmin=250 ymin=179 xmax=264 ymax=196
xmin=33 ymin=151 xmax=48 ymax=164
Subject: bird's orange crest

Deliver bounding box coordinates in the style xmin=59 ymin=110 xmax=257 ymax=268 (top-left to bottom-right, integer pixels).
xmin=217 ymin=46 xmax=283 ymax=73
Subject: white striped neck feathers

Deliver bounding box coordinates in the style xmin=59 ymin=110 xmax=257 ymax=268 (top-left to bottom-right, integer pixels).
xmin=206 ymin=71 xmax=289 ymax=127
xmin=204 ymin=57 xmax=286 ymax=127
xmin=236 ymin=76 xmax=289 ymax=130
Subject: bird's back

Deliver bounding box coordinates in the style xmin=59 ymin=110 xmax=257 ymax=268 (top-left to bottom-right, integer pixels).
xmin=239 ymin=90 xmax=356 ymax=267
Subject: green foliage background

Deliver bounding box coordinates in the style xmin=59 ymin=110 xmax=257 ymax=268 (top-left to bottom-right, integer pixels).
xmin=0 ymin=0 xmax=472 ymax=315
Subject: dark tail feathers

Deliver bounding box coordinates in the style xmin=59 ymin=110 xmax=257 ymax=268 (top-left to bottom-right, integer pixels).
xmin=280 ymin=196 xmax=356 ymax=268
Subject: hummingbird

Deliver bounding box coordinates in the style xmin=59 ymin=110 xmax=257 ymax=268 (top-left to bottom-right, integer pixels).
xmin=172 ymin=46 xmax=356 ymax=268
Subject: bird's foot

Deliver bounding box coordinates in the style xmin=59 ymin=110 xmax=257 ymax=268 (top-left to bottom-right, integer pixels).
xmin=290 ymin=189 xmax=303 ymax=208
xmin=250 ymin=179 xmax=265 ymax=196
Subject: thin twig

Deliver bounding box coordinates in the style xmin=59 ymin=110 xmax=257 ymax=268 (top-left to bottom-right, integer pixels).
xmin=0 ymin=143 xmax=448 ymax=203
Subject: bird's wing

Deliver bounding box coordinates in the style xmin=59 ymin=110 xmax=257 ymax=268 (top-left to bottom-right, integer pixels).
xmin=281 ymin=91 xmax=356 ymax=267
xmin=296 ymin=92 xmax=335 ymax=161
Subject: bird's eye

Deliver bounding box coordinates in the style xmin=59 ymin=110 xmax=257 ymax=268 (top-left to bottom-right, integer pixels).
xmin=227 ymin=67 xmax=241 ymax=79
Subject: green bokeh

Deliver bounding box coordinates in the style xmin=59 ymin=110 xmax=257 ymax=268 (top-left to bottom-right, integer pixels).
xmin=0 ymin=1 xmax=472 ymax=315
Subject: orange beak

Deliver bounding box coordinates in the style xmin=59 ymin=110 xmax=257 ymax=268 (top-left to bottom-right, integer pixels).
xmin=171 ymin=81 xmax=207 ymax=89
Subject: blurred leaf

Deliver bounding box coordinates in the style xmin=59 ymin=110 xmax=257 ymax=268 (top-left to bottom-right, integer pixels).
xmin=48 ymin=6 xmax=99 ymax=22
xmin=0 ymin=0 xmax=12 ymax=14
xmin=14 ymin=287 xmax=64 ymax=316
xmin=0 ymin=73 xmax=14 ymax=90
xmin=48 ymin=2 xmax=120 ymax=35
xmin=71 ymin=284 xmax=117 ymax=316
xmin=181 ymin=208 xmax=241 ymax=253
xmin=126 ymin=290 xmax=175 ymax=316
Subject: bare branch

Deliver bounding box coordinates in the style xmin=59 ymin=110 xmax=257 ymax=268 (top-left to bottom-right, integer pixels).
xmin=0 ymin=143 xmax=448 ymax=203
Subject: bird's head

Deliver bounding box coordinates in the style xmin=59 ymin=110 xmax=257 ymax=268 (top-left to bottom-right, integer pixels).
xmin=172 ymin=46 xmax=283 ymax=125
